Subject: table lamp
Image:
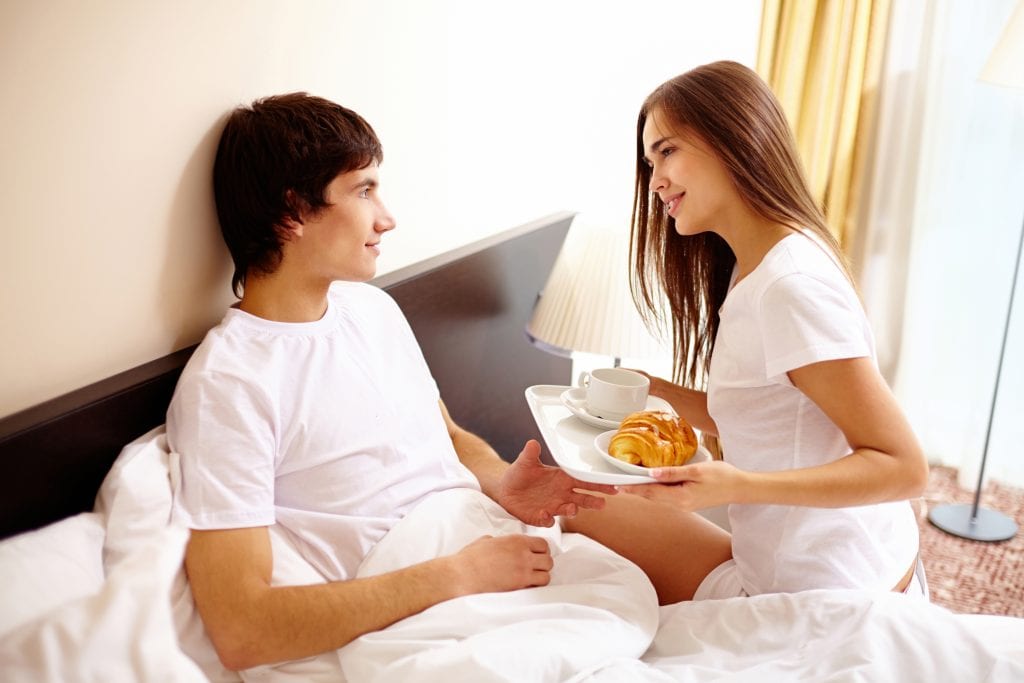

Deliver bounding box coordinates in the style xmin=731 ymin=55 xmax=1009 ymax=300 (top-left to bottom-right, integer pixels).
xmin=928 ymin=0 xmax=1023 ymax=542
xmin=525 ymin=216 xmax=669 ymax=368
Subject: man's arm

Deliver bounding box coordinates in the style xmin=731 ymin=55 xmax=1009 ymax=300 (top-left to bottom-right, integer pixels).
xmin=187 ymin=525 xmax=553 ymax=671
xmin=438 ymin=400 xmax=615 ymax=527
xmin=437 ymin=399 xmax=509 ymax=497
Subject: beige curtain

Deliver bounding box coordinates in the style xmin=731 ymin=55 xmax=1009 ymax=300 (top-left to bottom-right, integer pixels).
xmin=757 ymin=0 xmax=891 ymax=251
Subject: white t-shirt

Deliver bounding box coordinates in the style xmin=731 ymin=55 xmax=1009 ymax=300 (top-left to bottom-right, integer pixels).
xmin=707 ymin=233 xmax=919 ymax=595
xmin=167 ymin=282 xmax=480 ymax=581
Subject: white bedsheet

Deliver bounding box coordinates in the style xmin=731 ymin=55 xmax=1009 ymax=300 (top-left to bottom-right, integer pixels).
xmin=574 ymin=590 xmax=1024 ymax=682
xmin=252 ymin=485 xmax=1024 ymax=682
xmin=28 ymin=426 xmax=1015 ymax=683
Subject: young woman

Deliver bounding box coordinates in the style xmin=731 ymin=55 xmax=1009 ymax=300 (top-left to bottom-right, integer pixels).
xmin=566 ymin=61 xmax=929 ymax=603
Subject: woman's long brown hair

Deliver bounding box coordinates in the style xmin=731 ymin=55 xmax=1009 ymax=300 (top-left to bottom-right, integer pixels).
xmin=630 ymin=61 xmax=848 ymax=389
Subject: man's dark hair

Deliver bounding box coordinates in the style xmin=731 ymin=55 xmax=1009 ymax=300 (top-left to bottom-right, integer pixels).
xmin=212 ymin=93 xmax=383 ymax=296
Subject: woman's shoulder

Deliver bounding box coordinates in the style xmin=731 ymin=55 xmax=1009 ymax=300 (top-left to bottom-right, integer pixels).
xmin=739 ymin=233 xmax=857 ymax=312
xmin=759 ymin=232 xmax=850 ymax=287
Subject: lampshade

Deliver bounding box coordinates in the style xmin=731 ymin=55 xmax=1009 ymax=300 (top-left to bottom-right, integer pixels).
xmin=980 ymin=0 xmax=1024 ymax=89
xmin=525 ymin=216 xmax=668 ymax=362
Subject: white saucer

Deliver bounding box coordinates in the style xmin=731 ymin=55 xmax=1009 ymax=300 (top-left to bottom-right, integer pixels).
xmin=593 ymin=430 xmax=711 ymax=476
xmin=560 ymin=387 xmax=675 ymax=429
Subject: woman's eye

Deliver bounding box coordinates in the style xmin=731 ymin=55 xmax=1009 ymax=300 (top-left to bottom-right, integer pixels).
xmin=661 ymin=147 xmax=674 ymax=158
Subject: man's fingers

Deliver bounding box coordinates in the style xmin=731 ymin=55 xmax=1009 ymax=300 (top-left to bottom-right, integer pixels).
xmin=619 ymin=484 xmax=655 ymax=498
xmin=530 ymin=569 xmax=552 ymax=586
xmin=570 ymin=479 xmax=617 ymax=495
xmin=517 ymin=439 xmax=543 ymax=463
xmin=555 ymin=502 xmax=578 ymax=519
xmin=526 ymin=535 xmax=552 ymax=554
xmin=571 ymin=492 xmax=608 ymax=510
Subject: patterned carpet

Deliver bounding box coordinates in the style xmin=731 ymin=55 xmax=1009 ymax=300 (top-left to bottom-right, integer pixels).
xmin=918 ymin=465 xmax=1024 ymax=617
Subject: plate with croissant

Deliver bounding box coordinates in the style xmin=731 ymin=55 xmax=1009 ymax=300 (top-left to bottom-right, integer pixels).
xmin=525 ymin=385 xmax=710 ymax=484
xmin=593 ymin=411 xmax=710 ymax=477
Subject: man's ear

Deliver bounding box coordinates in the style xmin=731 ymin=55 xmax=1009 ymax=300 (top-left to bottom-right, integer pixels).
xmin=281 ymin=190 xmax=306 ymax=237
xmin=280 ymin=216 xmax=304 ymax=238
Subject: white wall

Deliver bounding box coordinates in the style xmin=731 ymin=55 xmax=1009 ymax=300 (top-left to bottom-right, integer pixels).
xmin=0 ymin=0 xmax=761 ymax=417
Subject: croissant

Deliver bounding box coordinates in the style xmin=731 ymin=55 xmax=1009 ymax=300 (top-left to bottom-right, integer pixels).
xmin=608 ymin=411 xmax=697 ymax=468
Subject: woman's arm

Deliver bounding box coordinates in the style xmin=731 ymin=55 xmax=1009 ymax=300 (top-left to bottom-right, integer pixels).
xmin=626 ymin=357 xmax=928 ymax=509
xmin=633 ymin=371 xmax=718 ymax=437
xmin=753 ymin=356 xmax=929 ymax=505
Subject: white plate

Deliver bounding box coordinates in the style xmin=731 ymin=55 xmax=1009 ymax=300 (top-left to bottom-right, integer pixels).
xmin=559 ymin=387 xmax=675 ymax=430
xmin=524 ymin=385 xmax=700 ymax=485
xmin=593 ymin=429 xmax=711 ymax=476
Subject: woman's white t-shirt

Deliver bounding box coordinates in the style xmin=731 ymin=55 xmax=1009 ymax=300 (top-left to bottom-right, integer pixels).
xmin=167 ymin=282 xmax=480 ymax=581
xmin=707 ymin=233 xmax=919 ymax=595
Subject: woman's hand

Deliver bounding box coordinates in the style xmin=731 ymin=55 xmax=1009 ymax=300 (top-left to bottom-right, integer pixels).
xmin=624 ymin=368 xmax=667 ymax=397
xmin=622 ymin=369 xmax=718 ymax=437
xmin=618 ymin=459 xmax=745 ymax=511
xmin=497 ymin=440 xmax=616 ymax=527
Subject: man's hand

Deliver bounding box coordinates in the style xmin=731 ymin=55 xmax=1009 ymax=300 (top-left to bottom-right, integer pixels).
xmin=448 ymin=534 xmax=554 ymax=595
xmin=496 ymin=440 xmax=617 ymax=527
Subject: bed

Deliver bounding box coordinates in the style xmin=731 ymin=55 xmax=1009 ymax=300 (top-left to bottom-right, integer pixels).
xmin=1 ymin=211 xmax=1022 ymax=682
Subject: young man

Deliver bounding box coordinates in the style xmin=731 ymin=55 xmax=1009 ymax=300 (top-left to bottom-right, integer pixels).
xmin=167 ymin=93 xmax=616 ymax=671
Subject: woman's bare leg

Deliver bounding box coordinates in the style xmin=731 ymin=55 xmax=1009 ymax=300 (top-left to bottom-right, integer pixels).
xmin=565 ymin=494 xmax=732 ymax=605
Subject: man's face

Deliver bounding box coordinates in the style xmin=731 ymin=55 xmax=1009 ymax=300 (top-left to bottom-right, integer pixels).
xmin=296 ymin=164 xmax=396 ymax=284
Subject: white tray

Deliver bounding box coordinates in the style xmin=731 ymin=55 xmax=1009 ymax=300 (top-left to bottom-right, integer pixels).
xmin=524 ymin=384 xmax=676 ymax=484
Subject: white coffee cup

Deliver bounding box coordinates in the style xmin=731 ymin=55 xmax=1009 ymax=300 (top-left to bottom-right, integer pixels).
xmin=577 ymin=368 xmax=650 ymax=421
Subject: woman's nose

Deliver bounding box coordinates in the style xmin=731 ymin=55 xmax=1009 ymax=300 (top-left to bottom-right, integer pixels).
xmin=648 ymin=168 xmax=666 ymax=193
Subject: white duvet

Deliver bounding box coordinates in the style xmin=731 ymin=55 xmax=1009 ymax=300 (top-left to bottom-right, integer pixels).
xmin=256 ymin=486 xmax=1024 ymax=683
xmin=5 ymin=427 xmax=1022 ymax=682
xmin=258 ymin=487 xmax=661 ymax=682
xmin=578 ymin=591 xmax=1024 ymax=681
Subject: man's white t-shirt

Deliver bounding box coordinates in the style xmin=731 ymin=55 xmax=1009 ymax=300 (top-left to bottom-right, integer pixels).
xmin=167 ymin=282 xmax=480 ymax=581
xmin=707 ymin=233 xmax=919 ymax=595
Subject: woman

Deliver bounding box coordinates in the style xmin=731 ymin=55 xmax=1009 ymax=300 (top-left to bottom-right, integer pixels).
xmin=566 ymin=61 xmax=928 ymax=603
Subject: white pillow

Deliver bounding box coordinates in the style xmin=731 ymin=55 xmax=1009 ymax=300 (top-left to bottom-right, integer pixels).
xmin=94 ymin=425 xmax=175 ymax=568
xmin=0 ymin=525 xmax=209 ymax=682
xmin=95 ymin=426 xmax=241 ymax=683
xmin=0 ymin=512 xmax=105 ymax=639
xmin=97 ymin=426 xmax=337 ymax=683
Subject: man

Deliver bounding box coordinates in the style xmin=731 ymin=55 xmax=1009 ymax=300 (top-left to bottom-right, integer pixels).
xmin=167 ymin=93 xmax=616 ymax=671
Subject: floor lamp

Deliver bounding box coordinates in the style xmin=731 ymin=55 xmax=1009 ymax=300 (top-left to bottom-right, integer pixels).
xmin=928 ymin=0 xmax=1023 ymax=542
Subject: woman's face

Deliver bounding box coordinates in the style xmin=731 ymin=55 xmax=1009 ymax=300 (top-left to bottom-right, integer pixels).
xmin=641 ymin=108 xmax=736 ymax=237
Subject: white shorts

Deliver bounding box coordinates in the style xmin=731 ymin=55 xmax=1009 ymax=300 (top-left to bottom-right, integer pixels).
xmin=692 ymin=559 xmax=747 ymax=600
xmin=692 ymin=557 xmax=930 ymax=601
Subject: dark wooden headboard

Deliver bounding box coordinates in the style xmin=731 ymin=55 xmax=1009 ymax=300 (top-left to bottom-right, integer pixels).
xmin=0 ymin=212 xmax=573 ymax=540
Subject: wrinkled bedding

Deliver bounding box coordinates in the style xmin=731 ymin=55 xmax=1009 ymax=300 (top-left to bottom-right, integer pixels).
xmin=3 ymin=427 xmax=1022 ymax=682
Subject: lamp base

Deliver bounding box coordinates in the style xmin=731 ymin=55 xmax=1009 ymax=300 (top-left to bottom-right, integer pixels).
xmin=928 ymin=503 xmax=1018 ymax=542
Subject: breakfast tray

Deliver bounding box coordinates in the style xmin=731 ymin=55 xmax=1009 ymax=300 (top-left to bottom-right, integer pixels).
xmin=524 ymin=384 xmax=660 ymax=484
